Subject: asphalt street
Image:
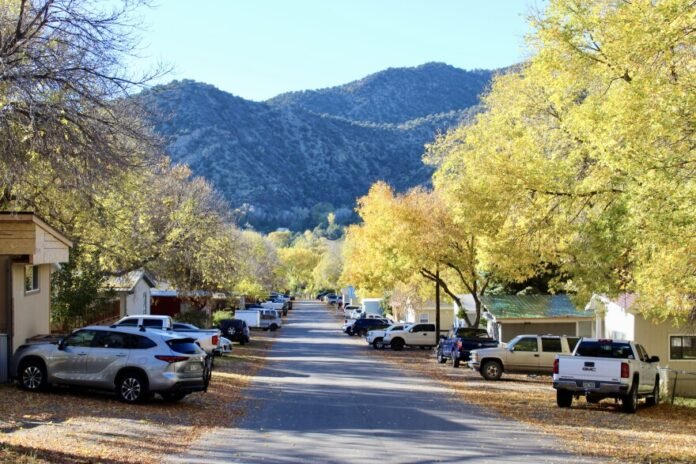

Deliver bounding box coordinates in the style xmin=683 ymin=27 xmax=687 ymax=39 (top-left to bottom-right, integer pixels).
xmin=168 ymin=301 xmax=594 ymax=464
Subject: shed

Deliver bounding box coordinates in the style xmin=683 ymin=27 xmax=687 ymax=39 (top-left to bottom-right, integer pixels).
xmin=103 ymin=269 xmax=156 ymax=317
xmin=0 ymin=212 xmax=72 ymax=382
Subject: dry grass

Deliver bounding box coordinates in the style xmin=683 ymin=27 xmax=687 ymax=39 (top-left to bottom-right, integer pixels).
xmin=372 ymin=346 xmax=696 ymax=463
xmin=0 ymin=331 xmax=278 ymax=464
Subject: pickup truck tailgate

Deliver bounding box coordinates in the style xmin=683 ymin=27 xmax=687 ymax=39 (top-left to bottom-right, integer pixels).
xmin=557 ymin=356 xmax=624 ymax=382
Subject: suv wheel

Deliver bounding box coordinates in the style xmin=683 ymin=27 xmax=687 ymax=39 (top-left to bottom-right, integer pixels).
xmin=117 ymin=372 xmax=147 ymax=403
xmin=373 ymin=338 xmax=385 ymax=349
xmin=269 ymin=324 xmax=278 ymax=331
xmin=451 ymin=352 xmax=460 ymax=368
xmin=481 ymin=360 xmax=502 ymax=380
xmin=390 ymin=338 xmax=405 ymax=351
xmin=19 ymin=360 xmax=47 ymax=391
xmin=436 ymin=349 xmax=446 ymax=364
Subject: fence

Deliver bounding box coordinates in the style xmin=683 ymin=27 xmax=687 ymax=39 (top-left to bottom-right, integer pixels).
xmin=659 ymin=367 xmax=696 ymax=401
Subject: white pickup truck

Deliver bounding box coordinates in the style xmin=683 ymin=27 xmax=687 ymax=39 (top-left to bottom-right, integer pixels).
xmin=553 ymin=338 xmax=661 ymax=413
xmin=382 ymin=323 xmax=437 ymax=351
xmin=113 ymin=315 xmax=221 ymax=355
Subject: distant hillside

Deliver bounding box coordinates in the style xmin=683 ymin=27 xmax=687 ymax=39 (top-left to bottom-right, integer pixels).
xmin=267 ymin=63 xmax=493 ymax=124
xmin=140 ymin=63 xmax=495 ymax=231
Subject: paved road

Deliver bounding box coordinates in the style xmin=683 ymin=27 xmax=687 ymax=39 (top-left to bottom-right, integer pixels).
xmin=169 ymin=302 xmax=593 ymax=464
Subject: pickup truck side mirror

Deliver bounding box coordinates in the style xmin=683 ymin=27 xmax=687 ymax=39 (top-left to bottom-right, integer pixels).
xmin=508 ymin=346 xmax=515 ymax=352
xmin=650 ymin=355 xmax=660 ymax=363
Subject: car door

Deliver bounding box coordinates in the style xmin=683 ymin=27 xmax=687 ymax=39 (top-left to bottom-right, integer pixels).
xmin=49 ymin=329 xmax=97 ymax=384
xmin=635 ymin=344 xmax=656 ymax=393
xmin=507 ymin=336 xmax=540 ymax=373
xmin=83 ymin=331 xmax=130 ymax=388
xmin=539 ymin=337 xmax=563 ymax=373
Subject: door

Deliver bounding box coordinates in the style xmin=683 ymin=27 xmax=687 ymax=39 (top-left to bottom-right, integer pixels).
xmin=539 ymin=337 xmax=563 ymax=373
xmin=49 ymin=329 xmax=97 ymax=384
xmin=507 ymin=336 xmax=540 ymax=373
xmin=83 ymin=331 xmax=130 ymax=388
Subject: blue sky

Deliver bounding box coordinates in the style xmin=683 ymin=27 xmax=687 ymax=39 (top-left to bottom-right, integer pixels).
xmin=132 ymin=1 xmax=541 ymax=101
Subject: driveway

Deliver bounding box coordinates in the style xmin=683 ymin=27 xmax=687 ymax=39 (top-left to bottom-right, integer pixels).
xmin=169 ymin=301 xmax=594 ymax=463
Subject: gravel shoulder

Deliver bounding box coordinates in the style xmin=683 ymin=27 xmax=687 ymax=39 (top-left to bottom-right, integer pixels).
xmin=0 ymin=329 xmax=279 ymax=464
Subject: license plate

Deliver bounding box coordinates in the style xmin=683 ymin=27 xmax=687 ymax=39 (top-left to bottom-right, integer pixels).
xmin=582 ymin=382 xmax=596 ymax=389
xmin=187 ymin=363 xmax=203 ymax=372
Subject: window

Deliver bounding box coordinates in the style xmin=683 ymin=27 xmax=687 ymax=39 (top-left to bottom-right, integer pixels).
xmin=670 ymin=336 xmax=696 ymax=360
xmin=419 ymin=313 xmax=429 ymax=323
xmin=575 ymin=341 xmax=634 ymax=359
xmin=512 ymin=337 xmax=538 ymax=352
xmin=142 ymin=319 xmax=164 ymax=328
xmin=117 ymin=319 xmax=138 ymax=327
xmin=636 ymin=344 xmax=650 ymax=362
xmin=64 ymin=330 xmax=96 ymax=348
xmin=92 ymin=331 xmax=128 ymax=349
xmin=24 ymin=265 xmax=39 ymax=293
xmin=541 ymin=337 xmax=563 ymax=353
xmin=567 ymin=337 xmax=581 ymax=352
xmin=129 ymin=334 xmax=157 ymax=349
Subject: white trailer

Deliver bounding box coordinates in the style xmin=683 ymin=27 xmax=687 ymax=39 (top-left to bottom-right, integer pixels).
xmin=235 ymin=309 xmax=282 ymax=331
xmin=361 ymin=298 xmax=383 ymax=316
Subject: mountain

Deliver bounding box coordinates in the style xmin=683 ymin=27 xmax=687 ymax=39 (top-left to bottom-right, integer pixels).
xmin=139 ymin=63 xmax=495 ymax=231
xmin=268 ymin=62 xmax=493 ymax=124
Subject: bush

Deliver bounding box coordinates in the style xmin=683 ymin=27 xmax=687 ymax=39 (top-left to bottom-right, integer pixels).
xmin=174 ymin=310 xmax=210 ymax=328
xmin=212 ymin=310 xmax=234 ymax=327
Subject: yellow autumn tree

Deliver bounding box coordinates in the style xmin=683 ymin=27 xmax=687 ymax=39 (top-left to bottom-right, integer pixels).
xmin=430 ymin=0 xmax=695 ymax=322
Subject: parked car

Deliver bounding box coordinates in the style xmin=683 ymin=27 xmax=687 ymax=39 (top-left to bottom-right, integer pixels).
xmin=218 ymin=319 xmax=250 ymax=345
xmin=343 ymin=305 xmax=361 ymax=317
xmin=218 ymin=337 xmax=234 ymax=354
xmin=115 ymin=316 xmax=221 ymax=355
xmin=235 ymin=309 xmax=282 ymax=331
xmin=366 ymin=324 xmax=412 ymax=349
xmin=437 ymin=327 xmax=499 ymax=367
xmin=553 ymin=338 xmax=661 ymax=413
xmin=383 ymin=323 xmax=438 ymax=351
xmin=349 ymin=318 xmax=391 ymax=337
xmin=12 ymin=325 xmax=209 ymax=403
xmin=468 ymin=334 xmax=580 ymax=380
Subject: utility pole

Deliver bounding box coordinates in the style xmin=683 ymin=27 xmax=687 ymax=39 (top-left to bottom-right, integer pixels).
xmin=435 ymin=263 xmax=441 ymax=338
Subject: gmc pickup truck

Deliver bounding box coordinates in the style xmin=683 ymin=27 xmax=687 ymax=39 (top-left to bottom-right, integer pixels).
xmin=436 ymin=327 xmax=499 ymax=367
xmin=553 ymin=338 xmax=661 ymax=413
xmin=383 ymin=323 xmax=437 ymax=351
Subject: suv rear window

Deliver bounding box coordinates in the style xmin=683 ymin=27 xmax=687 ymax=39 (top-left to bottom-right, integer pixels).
xmin=167 ymin=338 xmax=202 ymax=354
xmin=575 ymin=341 xmax=634 ymax=359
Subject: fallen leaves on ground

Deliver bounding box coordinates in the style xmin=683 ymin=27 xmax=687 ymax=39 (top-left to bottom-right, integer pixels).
xmin=374 ymin=346 xmax=696 ymax=463
xmin=0 ymin=331 xmax=279 ymax=464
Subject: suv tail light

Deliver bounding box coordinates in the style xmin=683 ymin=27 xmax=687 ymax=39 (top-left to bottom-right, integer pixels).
xmin=620 ymin=362 xmax=629 ymax=378
xmin=553 ymin=359 xmax=559 ymax=374
xmin=457 ymin=341 xmax=463 ymax=349
xmin=155 ymin=355 xmax=189 ymax=363
xmin=212 ymin=335 xmax=219 ymax=346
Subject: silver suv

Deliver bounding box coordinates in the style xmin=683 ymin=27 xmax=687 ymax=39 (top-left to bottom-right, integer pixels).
xmin=11 ymin=326 xmax=209 ymax=403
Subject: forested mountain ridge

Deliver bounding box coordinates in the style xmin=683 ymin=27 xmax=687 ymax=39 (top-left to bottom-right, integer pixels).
xmin=140 ymin=63 xmax=495 ymax=230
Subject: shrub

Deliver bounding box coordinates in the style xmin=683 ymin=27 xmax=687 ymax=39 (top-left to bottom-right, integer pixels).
xmin=174 ymin=310 xmax=210 ymax=328
xmin=212 ymin=310 xmax=234 ymax=327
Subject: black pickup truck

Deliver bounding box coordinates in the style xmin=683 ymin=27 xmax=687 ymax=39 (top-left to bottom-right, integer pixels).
xmin=436 ymin=327 xmax=499 ymax=367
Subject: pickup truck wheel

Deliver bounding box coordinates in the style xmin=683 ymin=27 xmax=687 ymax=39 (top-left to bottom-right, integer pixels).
xmin=481 ymin=360 xmax=502 ymax=380
xmin=269 ymin=324 xmax=278 ymax=331
xmin=390 ymin=338 xmax=405 ymax=351
xmin=436 ymin=349 xmax=446 ymax=364
xmin=645 ymin=377 xmax=660 ymax=406
xmin=451 ymin=353 xmax=460 ymax=368
xmin=622 ymin=381 xmax=639 ymax=413
xmin=372 ymin=338 xmax=384 ymax=349
xmin=557 ymin=389 xmax=573 ymax=408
